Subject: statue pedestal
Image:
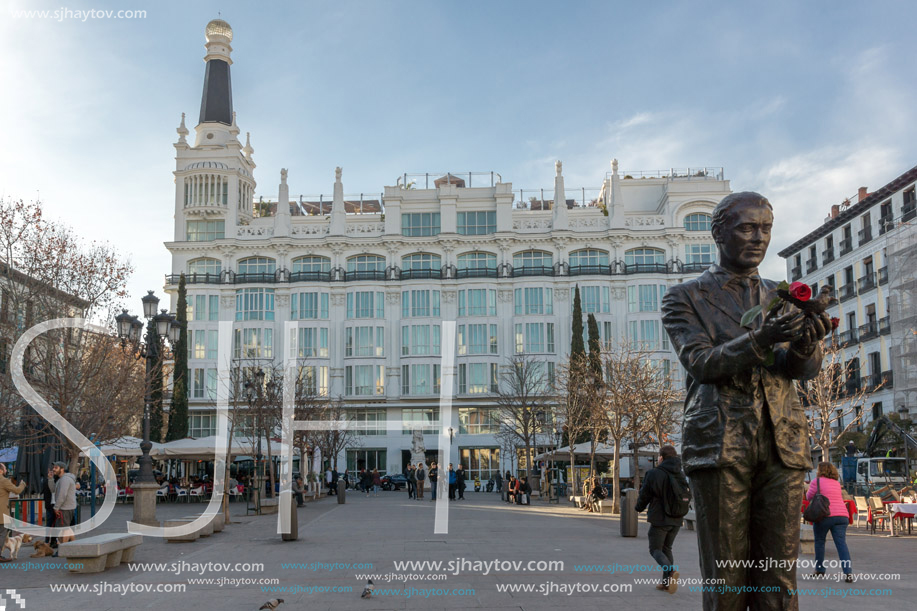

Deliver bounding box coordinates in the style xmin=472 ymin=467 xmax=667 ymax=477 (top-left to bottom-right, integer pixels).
xmin=132 ymin=482 xmax=160 ymax=527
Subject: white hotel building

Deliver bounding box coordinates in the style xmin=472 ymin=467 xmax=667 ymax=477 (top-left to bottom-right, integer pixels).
xmin=164 ymin=20 xmax=732 ymax=480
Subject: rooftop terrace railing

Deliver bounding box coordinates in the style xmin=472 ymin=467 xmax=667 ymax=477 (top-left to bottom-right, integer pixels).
xmin=512 ymin=188 xmax=604 ymax=210
xmin=395 ymin=172 xmax=503 ymax=189
xmin=608 ymin=167 xmax=724 ymax=180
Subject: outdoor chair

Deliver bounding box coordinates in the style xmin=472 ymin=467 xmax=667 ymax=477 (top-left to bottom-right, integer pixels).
xmin=189 ymin=486 xmax=206 ymax=502
xmin=854 ymin=496 xmax=869 ymax=529
xmin=228 ymin=487 xmax=242 ymax=502
xmin=867 ymin=496 xmax=888 ymax=534
xmin=176 ymin=488 xmax=189 ymax=503
xmin=156 ymin=486 xmax=169 ymax=502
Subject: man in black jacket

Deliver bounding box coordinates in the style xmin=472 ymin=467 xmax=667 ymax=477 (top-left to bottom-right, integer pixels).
xmin=635 ymin=446 xmax=689 ymax=594
xmin=42 ymin=468 xmax=58 ymax=548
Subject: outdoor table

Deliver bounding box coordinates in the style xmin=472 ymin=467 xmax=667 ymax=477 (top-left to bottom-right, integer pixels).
xmin=888 ymin=503 xmax=917 ymax=536
xmin=801 ymin=499 xmax=855 ymax=525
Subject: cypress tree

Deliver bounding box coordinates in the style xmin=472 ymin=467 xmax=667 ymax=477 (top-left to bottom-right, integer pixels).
xmin=587 ymin=313 xmax=603 ymax=385
xmin=149 ymin=331 xmax=165 ymax=443
xmin=570 ymin=285 xmax=585 ymax=367
xmin=166 ymin=274 xmax=189 ymax=441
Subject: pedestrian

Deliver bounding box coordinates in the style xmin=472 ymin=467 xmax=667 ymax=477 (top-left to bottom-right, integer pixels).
xmin=429 ymin=462 xmax=439 ymax=501
xmin=807 ymin=462 xmax=853 ymax=582
xmin=51 ymin=461 xmax=77 ymax=551
xmin=42 ymin=467 xmax=58 ymax=548
xmin=634 ymin=445 xmax=689 ymax=594
xmin=457 ymin=464 xmax=466 ymax=500
xmin=293 ymin=476 xmax=305 ymax=507
xmin=330 ymin=468 xmax=339 ymax=495
xmin=372 ymin=469 xmax=382 ymax=496
xmin=404 ymin=464 xmax=415 ymax=499
xmin=0 ymin=463 xmax=26 ymax=563
xmin=448 ymin=463 xmax=456 ymax=500
xmin=325 ymin=467 xmax=334 ymax=496
xmin=360 ymin=469 xmax=372 ymax=497
xmin=494 ymin=471 xmax=502 ymax=496
xmin=415 ymin=463 xmax=426 ymax=500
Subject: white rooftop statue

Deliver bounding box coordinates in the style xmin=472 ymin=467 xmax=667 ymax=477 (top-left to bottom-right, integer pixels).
xmin=555 ymin=160 xmax=562 ymax=176
xmin=280 ymin=168 xmax=288 ymax=184
xmin=335 ymin=166 xmax=342 ymax=181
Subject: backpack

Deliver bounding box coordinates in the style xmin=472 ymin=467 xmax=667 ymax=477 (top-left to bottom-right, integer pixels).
xmin=663 ymin=471 xmax=692 ymax=518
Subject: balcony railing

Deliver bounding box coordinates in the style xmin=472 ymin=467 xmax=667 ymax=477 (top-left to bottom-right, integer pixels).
xmin=837 ymin=329 xmax=858 ymax=346
xmin=233 ymin=272 xmax=279 ymax=284
xmin=455 ymin=268 xmax=499 ymax=279
xmin=858 ymin=227 xmax=873 ymax=245
xmin=903 ymin=204 xmax=916 ymax=223
xmin=512 ymin=265 xmax=556 ymax=278
xmin=839 ymin=284 xmax=857 ymax=302
xmin=344 ymin=270 xmax=386 ymax=282
xmin=791 ymin=266 xmax=802 ymax=281
xmin=879 ymin=316 xmax=891 ymax=335
xmin=822 ymin=249 xmax=835 ymax=264
xmin=878 ymin=266 xmax=888 ymax=285
xmin=857 ymin=273 xmax=876 ymax=293
xmin=624 ymin=263 xmax=669 ymax=274
xmin=289 ymin=270 xmax=333 ymax=282
xmin=681 ymin=262 xmax=710 ymax=273
xmin=864 ymin=373 xmax=883 ymax=392
xmin=165 ymin=273 xmax=221 ymax=285
xmin=400 ymin=268 xmax=443 ymax=280
xmin=568 ymin=264 xmax=613 ymax=277
xmin=858 ymin=321 xmax=878 ymax=341
xmin=806 ymin=258 xmax=818 ymax=273
xmin=839 ymin=238 xmax=853 ymax=256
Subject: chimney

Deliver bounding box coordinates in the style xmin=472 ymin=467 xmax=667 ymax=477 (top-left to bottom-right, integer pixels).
xmin=831 ymin=204 xmax=840 ymax=219
xmin=858 ymin=186 xmax=868 ymax=202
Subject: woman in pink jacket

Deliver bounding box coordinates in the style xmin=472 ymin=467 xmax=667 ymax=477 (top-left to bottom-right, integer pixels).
xmin=806 ymin=462 xmax=852 ymax=581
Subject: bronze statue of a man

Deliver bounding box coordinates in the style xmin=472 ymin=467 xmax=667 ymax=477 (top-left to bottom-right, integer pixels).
xmin=661 ymin=192 xmax=831 ymax=610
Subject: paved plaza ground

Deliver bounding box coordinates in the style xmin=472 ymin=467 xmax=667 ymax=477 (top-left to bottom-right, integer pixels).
xmin=4 ymin=490 xmax=913 ymax=610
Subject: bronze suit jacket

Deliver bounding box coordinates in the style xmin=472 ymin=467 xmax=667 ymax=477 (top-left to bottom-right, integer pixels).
xmin=661 ymin=266 xmax=820 ymax=474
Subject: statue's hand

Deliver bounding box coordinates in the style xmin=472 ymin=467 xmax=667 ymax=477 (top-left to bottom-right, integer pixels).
xmin=754 ymin=308 xmax=806 ymax=348
xmin=792 ymin=311 xmax=831 ymax=353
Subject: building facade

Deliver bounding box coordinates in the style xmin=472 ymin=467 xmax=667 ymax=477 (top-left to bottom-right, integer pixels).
xmin=778 ymin=164 xmax=917 ymax=439
xmin=164 ymin=20 xmax=732 ymax=480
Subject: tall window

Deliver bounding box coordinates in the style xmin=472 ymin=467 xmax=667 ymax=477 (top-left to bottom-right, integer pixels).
xmin=291 ymin=256 xmax=331 ymax=273
xmin=402 ymin=253 xmax=441 ymax=271
xmin=291 ymin=292 xmax=329 ymax=319
xmin=569 ymin=249 xmax=609 ymax=268
xmin=458 ymin=289 xmax=497 ymax=316
xmin=684 ymin=213 xmax=712 ymax=231
xmin=458 ymin=408 xmax=500 ymax=434
xmin=402 ymin=290 xmax=441 ymax=318
xmin=401 ymin=363 xmax=442 ymax=396
xmin=627 ymin=319 xmax=668 ymax=351
xmin=293 ymin=327 xmax=329 ymax=358
xmin=457 ymin=252 xmax=497 ymax=270
xmin=297 ymin=365 xmax=329 ymax=396
xmin=345 ymin=326 xmax=385 ymax=357
xmin=574 ymin=286 xmax=610 ymax=313
xmin=188 ymin=258 xmax=221 ymax=276
xmin=352 ymin=409 xmax=387 ymax=435
xmin=401 ymin=324 xmax=441 ymax=356
xmin=514 ymin=287 xmax=553 ymax=315
xmin=345 ymin=365 xmax=385 ymax=396
xmin=189 ymin=412 xmax=216 ymax=437
xmin=685 ymin=244 xmax=716 ymax=265
xmin=458 ymin=324 xmax=497 ymax=355
xmin=186 ymin=220 xmax=225 ymax=241
xmin=513 ymin=250 xmax=553 ymax=269
xmin=457 ymin=211 xmax=496 ymax=235
xmin=237 ymin=257 xmax=276 ymax=275
xmin=235 ymin=288 xmax=275 ymax=321
xmin=402 ymin=408 xmax=439 ymax=434
xmin=347 ymin=291 xmax=385 ymax=319
xmin=402 ymin=212 xmax=441 ymax=237
xmin=233 ymin=327 xmax=273 ymax=358
xmin=625 ymin=248 xmax=665 ymax=267
xmin=458 ymin=363 xmax=498 ymax=394
xmin=187 ymin=295 xmax=219 ymax=321
xmin=627 ymin=285 xmax=666 ymax=313
xmin=346 ymin=255 xmax=385 ymax=273
xmin=514 ymin=323 xmax=554 ymax=353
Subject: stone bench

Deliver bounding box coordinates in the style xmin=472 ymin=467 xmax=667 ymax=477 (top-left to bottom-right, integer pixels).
xmin=683 ymin=510 xmax=697 ymax=531
xmin=164 ymin=516 xmax=215 ymax=542
xmin=571 ymin=495 xmax=585 ymax=507
xmin=58 ymin=533 xmax=142 ymax=574
xmin=260 ymin=497 xmax=279 ymax=515
xmin=595 ymin=500 xmax=614 ymax=514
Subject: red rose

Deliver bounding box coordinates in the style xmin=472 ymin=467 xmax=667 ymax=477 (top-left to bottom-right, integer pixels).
xmin=788 ymin=281 xmax=812 ymax=302
xmin=831 ymin=317 xmax=840 ymax=330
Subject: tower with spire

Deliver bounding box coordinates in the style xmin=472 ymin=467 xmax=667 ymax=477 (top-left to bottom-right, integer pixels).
xmin=172 ymin=19 xmax=256 ymax=242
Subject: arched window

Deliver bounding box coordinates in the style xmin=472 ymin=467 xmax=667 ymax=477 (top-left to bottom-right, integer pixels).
xmin=457 ymin=252 xmax=497 ymax=270
xmin=188 ymin=258 xmax=221 ymax=276
xmin=625 ymin=248 xmax=665 ymax=272
xmin=402 ymin=253 xmax=441 ymax=270
xmin=346 ymin=255 xmax=386 ymax=273
xmin=512 ymin=250 xmax=553 ymax=269
xmin=568 ymin=249 xmax=609 ymax=268
xmin=292 ymin=255 xmax=331 ymax=273
xmin=237 ymin=257 xmax=276 ymax=275
xmin=684 ymin=212 xmax=712 ymax=231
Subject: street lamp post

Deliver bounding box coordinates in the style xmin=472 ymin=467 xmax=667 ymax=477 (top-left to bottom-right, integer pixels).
xmin=116 ymin=291 xmax=181 ymax=526
xmin=244 ymin=368 xmax=266 ymax=511
xmin=553 ymin=428 xmax=563 ymax=500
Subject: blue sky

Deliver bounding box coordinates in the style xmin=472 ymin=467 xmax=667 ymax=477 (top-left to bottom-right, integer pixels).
xmin=1 ymin=0 xmax=916 ymax=308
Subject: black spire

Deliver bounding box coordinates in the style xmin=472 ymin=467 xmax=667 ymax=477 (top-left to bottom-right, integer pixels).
xmin=199 ymin=59 xmax=233 ymax=125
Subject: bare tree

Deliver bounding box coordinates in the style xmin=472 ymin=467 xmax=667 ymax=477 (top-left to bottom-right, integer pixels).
xmin=494 ymin=354 xmax=553 ymax=481
xmin=801 ymin=340 xmax=876 ymax=463
xmin=553 ymin=355 xmax=596 ymax=496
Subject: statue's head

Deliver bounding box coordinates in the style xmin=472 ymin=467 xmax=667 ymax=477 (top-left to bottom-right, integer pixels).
xmin=711 ymin=191 xmax=773 ymax=273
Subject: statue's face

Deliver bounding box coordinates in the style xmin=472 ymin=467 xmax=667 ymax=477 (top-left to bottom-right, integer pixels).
xmin=715 ymin=201 xmax=773 ymax=272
